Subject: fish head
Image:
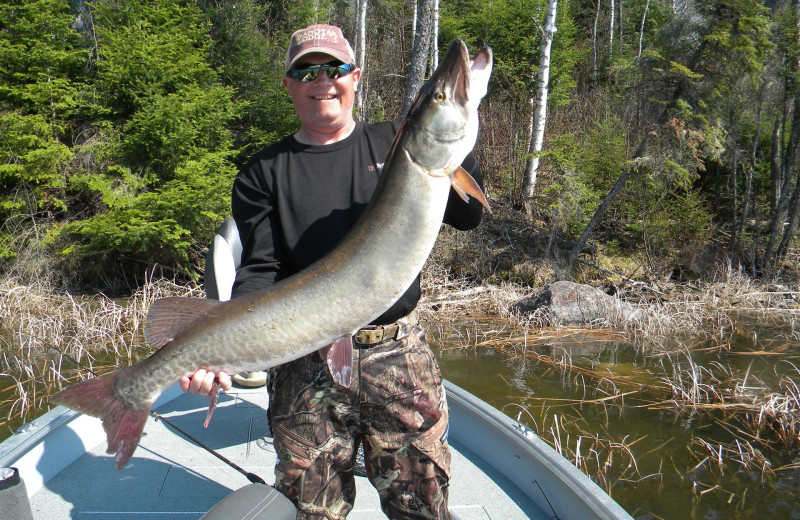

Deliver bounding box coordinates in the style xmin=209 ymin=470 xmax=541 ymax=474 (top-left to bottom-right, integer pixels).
xmin=403 ymin=39 xmax=493 ymax=177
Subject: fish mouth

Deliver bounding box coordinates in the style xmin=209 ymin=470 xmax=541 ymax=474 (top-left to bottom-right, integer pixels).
xmin=405 ymin=40 xmax=470 ymax=118
xmin=435 ymin=40 xmax=470 ymax=107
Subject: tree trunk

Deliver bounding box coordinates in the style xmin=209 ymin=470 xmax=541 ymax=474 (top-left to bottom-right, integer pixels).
xmin=608 ymin=0 xmax=615 ymax=58
xmin=765 ymin=94 xmax=800 ymax=267
xmin=431 ymin=0 xmax=439 ymax=71
xmin=401 ymin=0 xmax=434 ymax=118
xmin=776 ymin=173 xmax=800 ymax=262
xmin=769 ymin=110 xmax=782 ymax=217
xmin=730 ymin=148 xmax=739 ymax=249
xmin=638 ymin=0 xmax=649 ymax=59
xmin=592 ymin=0 xmax=601 ymax=81
xmin=521 ymin=0 xmax=558 ymax=209
xmin=737 ymin=93 xmax=761 ymax=247
xmin=354 ymin=0 xmax=368 ymax=120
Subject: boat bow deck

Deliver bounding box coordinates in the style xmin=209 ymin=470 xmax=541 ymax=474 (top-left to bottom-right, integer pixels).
xmin=23 ymin=384 xmax=547 ymax=520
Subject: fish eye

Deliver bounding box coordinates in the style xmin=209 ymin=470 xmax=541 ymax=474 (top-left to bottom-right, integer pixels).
xmin=434 ymin=91 xmax=446 ymax=102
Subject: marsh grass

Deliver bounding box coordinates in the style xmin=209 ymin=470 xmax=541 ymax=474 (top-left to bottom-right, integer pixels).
xmin=420 ymin=262 xmax=800 ymax=501
xmin=0 ymin=273 xmax=201 ymax=435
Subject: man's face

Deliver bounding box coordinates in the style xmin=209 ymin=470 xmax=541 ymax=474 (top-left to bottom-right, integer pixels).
xmin=283 ymin=53 xmax=361 ymax=135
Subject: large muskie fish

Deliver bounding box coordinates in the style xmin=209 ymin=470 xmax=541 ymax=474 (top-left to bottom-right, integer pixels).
xmin=53 ymin=40 xmax=493 ymax=470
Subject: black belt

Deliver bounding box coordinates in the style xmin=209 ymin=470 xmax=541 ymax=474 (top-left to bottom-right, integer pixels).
xmin=353 ymin=311 xmax=417 ymax=348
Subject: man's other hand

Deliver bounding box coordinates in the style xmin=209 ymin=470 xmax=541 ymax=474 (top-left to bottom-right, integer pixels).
xmin=179 ymin=369 xmax=232 ymax=396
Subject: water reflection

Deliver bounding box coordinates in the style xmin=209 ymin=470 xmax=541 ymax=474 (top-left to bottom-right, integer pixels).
xmin=431 ymin=316 xmax=800 ymax=520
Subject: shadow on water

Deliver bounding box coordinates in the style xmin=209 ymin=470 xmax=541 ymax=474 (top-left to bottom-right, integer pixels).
xmin=432 ymin=315 xmax=800 ymax=520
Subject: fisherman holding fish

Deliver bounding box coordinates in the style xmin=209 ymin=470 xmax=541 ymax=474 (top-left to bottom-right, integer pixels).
xmin=184 ymin=25 xmax=485 ymax=519
xmin=53 ymin=22 xmax=490 ymax=520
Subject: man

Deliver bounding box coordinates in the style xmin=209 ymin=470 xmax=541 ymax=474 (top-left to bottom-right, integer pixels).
xmin=181 ymin=24 xmax=483 ymax=520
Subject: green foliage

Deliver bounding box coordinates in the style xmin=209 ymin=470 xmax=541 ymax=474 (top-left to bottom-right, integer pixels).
xmin=0 ymin=0 xmax=89 ymax=122
xmin=0 ymin=113 xmax=72 ymax=213
xmin=576 ymin=117 xmax=629 ymax=194
xmin=439 ymin=0 xmax=579 ymax=106
xmin=202 ymin=0 xmax=300 ymax=159
xmin=91 ymin=0 xmax=217 ymax=118
xmin=637 ymin=189 xmax=714 ymax=260
xmin=60 ymin=152 xmax=237 ymax=270
xmin=119 ymin=84 xmax=238 ymax=174
xmin=0 ymin=0 xmax=86 ymax=262
xmin=0 ymin=0 xmax=793 ymax=284
xmin=535 ymin=134 xmax=600 ymax=237
xmin=0 ymin=112 xmax=72 ymax=262
xmin=50 ymin=0 xmax=243 ymax=275
xmin=0 ymin=0 xmax=249 ymax=280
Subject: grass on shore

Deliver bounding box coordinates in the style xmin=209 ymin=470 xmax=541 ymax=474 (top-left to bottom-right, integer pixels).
xmin=418 ymin=260 xmax=800 ymax=498
xmin=0 ymin=273 xmax=201 ymax=434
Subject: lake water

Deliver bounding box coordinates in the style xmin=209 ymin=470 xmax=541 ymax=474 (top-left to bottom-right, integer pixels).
xmin=432 ymin=316 xmax=800 ymax=520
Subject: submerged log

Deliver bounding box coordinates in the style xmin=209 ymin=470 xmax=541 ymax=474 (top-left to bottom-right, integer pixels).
xmin=514 ymin=280 xmax=638 ymax=325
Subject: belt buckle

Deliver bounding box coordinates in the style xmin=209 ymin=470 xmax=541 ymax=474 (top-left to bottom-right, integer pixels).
xmin=356 ymin=328 xmax=384 ymax=345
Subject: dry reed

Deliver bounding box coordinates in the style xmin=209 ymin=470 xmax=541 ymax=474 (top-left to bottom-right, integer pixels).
xmin=419 ymin=260 xmax=800 ymax=498
xmin=0 ymin=272 xmax=202 ymax=434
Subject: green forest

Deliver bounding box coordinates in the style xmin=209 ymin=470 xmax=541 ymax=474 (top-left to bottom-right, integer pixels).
xmin=0 ymin=0 xmax=795 ymax=289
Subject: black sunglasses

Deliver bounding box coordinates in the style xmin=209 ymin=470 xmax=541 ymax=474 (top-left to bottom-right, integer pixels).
xmin=287 ymin=62 xmax=357 ymax=82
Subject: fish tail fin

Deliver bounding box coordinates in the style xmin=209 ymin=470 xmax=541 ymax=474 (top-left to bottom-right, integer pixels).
xmin=52 ymin=371 xmax=151 ymax=470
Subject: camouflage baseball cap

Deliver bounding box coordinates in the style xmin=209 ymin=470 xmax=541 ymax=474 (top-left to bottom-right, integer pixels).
xmin=285 ymin=24 xmax=356 ymax=72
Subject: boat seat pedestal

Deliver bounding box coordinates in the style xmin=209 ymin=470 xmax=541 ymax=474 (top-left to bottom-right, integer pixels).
xmin=0 ymin=467 xmax=34 ymax=520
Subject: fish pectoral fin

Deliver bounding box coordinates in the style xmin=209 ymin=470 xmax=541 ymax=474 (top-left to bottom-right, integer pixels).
xmin=203 ymin=382 xmax=220 ymax=428
xmin=145 ymin=297 xmax=222 ymax=348
xmin=326 ymin=336 xmax=354 ymax=388
xmin=451 ymin=166 xmax=491 ymax=211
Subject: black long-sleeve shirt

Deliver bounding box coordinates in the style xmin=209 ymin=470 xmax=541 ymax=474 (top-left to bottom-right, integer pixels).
xmin=231 ymin=121 xmax=483 ymax=325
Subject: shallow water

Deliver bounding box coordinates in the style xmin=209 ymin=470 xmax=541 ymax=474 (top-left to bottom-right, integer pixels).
xmin=433 ymin=316 xmax=800 ymax=520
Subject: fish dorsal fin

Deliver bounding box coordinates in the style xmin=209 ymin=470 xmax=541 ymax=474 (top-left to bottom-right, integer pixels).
xmin=145 ymin=297 xmax=222 ymax=348
xmin=451 ymin=166 xmax=491 ymax=211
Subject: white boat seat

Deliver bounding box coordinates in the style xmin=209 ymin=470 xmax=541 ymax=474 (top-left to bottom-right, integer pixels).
xmin=200 ymin=483 xmax=296 ymax=520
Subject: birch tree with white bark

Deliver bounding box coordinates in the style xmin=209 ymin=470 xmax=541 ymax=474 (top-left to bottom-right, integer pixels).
xmin=354 ymin=0 xmax=368 ymax=119
xmin=431 ymin=0 xmax=439 ymax=71
xmin=638 ymin=0 xmax=650 ymax=59
xmin=608 ymin=0 xmax=615 ymax=58
xmin=521 ymin=0 xmax=558 ymax=211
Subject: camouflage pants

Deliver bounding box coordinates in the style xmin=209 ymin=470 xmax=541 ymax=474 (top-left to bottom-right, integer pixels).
xmin=268 ymin=324 xmax=451 ymax=520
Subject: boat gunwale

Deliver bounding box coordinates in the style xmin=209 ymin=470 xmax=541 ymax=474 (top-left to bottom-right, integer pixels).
xmin=445 ymin=380 xmax=634 ymax=520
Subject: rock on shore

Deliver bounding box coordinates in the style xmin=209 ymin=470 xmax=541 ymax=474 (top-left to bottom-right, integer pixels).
xmin=514 ymin=280 xmax=638 ymax=325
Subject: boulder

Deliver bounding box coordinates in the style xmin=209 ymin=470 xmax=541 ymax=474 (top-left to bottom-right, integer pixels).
xmin=514 ymin=280 xmax=638 ymax=325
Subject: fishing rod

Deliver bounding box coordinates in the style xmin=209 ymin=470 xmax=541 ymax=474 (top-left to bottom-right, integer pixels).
xmin=48 ymin=346 xmax=266 ymax=485
xmin=149 ymin=409 xmax=266 ymax=485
